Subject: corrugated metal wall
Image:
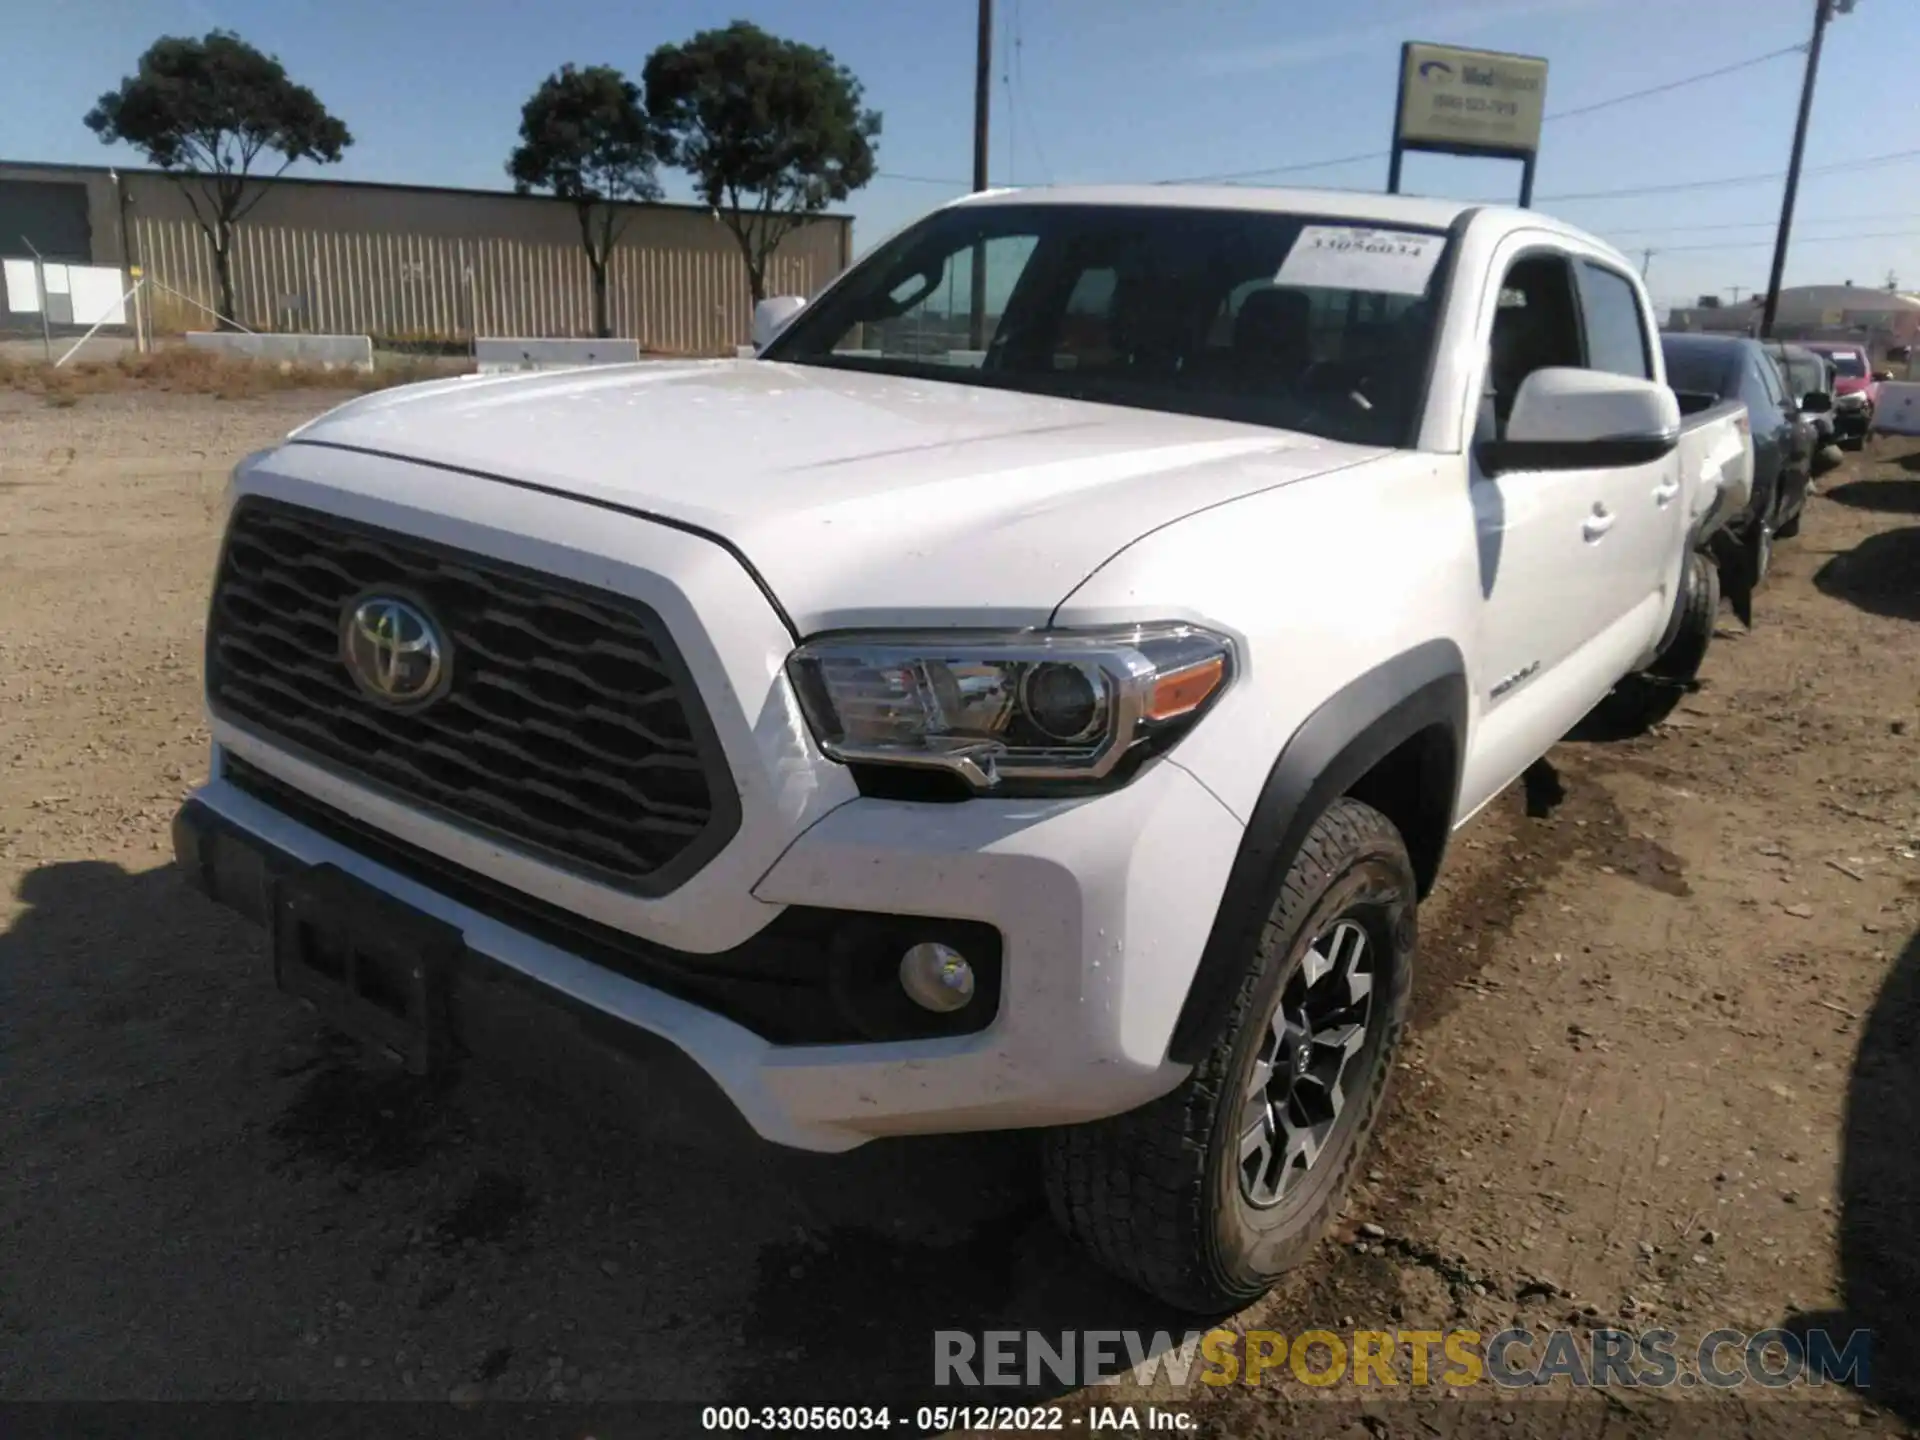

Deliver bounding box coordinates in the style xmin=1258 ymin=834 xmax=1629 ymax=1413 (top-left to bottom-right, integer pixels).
xmin=129 ymin=216 xmax=829 ymax=353
xmin=100 ymin=168 xmax=847 ymax=355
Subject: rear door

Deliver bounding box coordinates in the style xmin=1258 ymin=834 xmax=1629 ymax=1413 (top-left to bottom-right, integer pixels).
xmin=1570 ymin=258 xmax=1686 ymax=636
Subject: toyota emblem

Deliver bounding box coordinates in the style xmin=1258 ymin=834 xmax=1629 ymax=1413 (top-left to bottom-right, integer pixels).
xmin=341 ymin=594 xmax=448 ymax=708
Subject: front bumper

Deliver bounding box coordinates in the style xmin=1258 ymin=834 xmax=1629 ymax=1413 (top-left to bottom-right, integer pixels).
xmin=174 ymin=751 xmax=1242 ymax=1152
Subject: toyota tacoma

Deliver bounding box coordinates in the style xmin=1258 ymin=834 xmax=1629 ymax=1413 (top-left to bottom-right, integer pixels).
xmin=175 ymin=186 xmax=1751 ymax=1311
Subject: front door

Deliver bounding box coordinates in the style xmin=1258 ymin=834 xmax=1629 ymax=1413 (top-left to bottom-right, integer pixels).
xmin=1457 ymin=246 xmax=1668 ymax=813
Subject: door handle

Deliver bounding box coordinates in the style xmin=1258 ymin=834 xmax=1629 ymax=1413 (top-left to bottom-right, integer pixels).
xmin=1653 ymin=477 xmax=1681 ymax=506
xmin=1582 ymin=504 xmax=1616 ymax=542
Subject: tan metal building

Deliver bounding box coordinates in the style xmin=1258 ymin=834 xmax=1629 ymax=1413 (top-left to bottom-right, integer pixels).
xmin=0 ymin=159 xmax=852 ymax=354
xmin=1666 ymin=285 xmax=1920 ymax=357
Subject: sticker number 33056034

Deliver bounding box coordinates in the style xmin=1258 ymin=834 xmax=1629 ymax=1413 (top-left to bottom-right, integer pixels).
xmin=1275 ymin=226 xmax=1444 ymax=297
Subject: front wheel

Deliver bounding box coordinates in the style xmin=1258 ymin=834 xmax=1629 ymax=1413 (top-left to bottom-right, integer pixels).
xmin=1041 ymin=797 xmax=1415 ymax=1313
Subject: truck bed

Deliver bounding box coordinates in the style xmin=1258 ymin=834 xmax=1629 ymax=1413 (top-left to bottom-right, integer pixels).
xmin=1676 ymin=396 xmax=1753 ymax=546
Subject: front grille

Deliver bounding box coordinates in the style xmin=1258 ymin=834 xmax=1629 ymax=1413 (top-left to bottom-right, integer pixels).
xmin=206 ymin=497 xmax=738 ymax=892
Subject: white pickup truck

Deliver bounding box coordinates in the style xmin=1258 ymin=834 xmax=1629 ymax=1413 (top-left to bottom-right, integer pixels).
xmin=174 ymin=186 xmax=1751 ymax=1312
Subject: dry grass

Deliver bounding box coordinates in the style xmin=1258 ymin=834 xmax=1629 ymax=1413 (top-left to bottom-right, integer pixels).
xmin=0 ymin=346 xmax=464 ymax=407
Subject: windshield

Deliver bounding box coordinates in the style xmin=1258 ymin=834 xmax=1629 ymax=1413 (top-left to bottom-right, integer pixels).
xmin=1823 ymin=350 xmax=1868 ymax=377
xmin=1783 ymin=353 xmax=1825 ymax=395
xmin=763 ymin=202 xmax=1452 ymax=447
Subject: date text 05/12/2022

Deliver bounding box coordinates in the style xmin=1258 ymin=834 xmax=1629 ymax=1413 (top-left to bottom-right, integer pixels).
xmin=698 ymin=1405 xmax=1195 ymax=1432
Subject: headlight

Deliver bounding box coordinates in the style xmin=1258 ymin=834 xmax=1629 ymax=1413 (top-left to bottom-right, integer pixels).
xmin=787 ymin=623 xmax=1234 ymax=793
xmin=1835 ymin=392 xmax=1868 ymax=410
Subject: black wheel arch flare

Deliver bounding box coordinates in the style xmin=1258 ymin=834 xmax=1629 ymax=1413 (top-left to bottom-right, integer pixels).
xmin=1166 ymin=639 xmax=1468 ymax=1065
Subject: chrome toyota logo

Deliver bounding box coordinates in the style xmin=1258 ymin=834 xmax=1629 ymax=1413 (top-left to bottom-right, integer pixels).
xmin=341 ymin=594 xmax=448 ymax=707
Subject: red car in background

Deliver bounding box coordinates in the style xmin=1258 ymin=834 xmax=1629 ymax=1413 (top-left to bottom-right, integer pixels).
xmin=1801 ymin=342 xmax=1890 ymax=447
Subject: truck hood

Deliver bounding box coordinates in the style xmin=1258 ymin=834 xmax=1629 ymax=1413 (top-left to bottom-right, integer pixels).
xmin=290 ymin=360 xmax=1384 ymax=633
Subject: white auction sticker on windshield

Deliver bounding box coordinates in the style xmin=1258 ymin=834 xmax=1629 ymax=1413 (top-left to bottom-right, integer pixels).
xmin=1276 ymin=226 xmax=1444 ymax=296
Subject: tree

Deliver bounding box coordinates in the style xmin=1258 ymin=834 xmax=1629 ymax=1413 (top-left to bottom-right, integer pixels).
xmin=508 ymin=65 xmax=663 ymax=339
xmin=85 ymin=31 xmax=351 ymax=329
xmin=645 ymin=21 xmax=879 ymax=305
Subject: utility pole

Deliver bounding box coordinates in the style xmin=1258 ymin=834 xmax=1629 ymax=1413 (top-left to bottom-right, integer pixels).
xmin=1761 ymin=0 xmax=1858 ymax=338
xmin=972 ymin=0 xmax=992 ymax=195
xmin=1641 ymin=248 xmax=1655 ymax=281
xmin=968 ymin=0 xmax=993 ymax=349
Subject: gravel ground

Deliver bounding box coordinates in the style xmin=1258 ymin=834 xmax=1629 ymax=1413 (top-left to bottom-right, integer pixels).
xmin=2 ymin=388 xmax=1917 ymax=1436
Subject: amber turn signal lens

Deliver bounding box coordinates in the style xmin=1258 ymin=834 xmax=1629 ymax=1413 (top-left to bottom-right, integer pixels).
xmin=1145 ymin=655 xmax=1227 ymax=722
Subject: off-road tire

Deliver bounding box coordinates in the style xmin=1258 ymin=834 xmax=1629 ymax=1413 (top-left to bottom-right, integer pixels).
xmin=1040 ymin=797 xmax=1416 ymax=1313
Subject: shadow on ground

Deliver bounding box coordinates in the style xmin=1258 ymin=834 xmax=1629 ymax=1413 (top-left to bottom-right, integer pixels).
xmin=1813 ymin=528 xmax=1920 ymax=623
xmin=1786 ymin=926 xmax=1920 ymax=1422
xmin=0 ymin=858 xmax=1186 ymax=1405
xmin=1825 ymin=477 xmax=1920 ymax=514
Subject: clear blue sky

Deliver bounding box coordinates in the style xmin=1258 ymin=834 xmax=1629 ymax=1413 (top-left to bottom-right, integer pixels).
xmin=10 ymin=0 xmax=1920 ymax=312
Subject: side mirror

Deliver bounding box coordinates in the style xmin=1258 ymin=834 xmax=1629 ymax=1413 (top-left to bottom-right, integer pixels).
xmin=1802 ymin=390 xmax=1832 ymax=412
xmin=1478 ymin=367 xmax=1681 ymax=477
xmin=1871 ymin=368 xmax=1895 ymax=383
xmin=751 ymin=295 xmax=807 ymax=350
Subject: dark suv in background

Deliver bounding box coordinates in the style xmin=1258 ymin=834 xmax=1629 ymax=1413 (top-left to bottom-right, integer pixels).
xmin=1661 ymin=333 xmax=1814 ymax=587
xmin=1764 ymin=341 xmax=1844 ymax=478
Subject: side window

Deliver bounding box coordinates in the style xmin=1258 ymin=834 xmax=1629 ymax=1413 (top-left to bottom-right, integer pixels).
xmin=1750 ymin=354 xmax=1787 ymax=410
xmin=1483 ymin=252 xmax=1584 ymax=435
xmin=1576 ymin=263 xmax=1652 ymax=379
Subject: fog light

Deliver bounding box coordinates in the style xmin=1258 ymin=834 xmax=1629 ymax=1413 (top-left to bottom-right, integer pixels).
xmin=899 ymin=942 xmax=976 ymax=1013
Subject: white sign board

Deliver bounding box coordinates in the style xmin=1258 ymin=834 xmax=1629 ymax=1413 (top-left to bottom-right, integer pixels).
xmin=1875 ymin=381 xmax=1920 ymax=437
xmin=1277 ymin=226 xmax=1445 ymax=296
xmin=1398 ymin=42 xmax=1548 ymax=155
xmin=3 ymin=258 xmax=40 ymax=313
xmin=67 ymin=267 xmax=128 ymax=326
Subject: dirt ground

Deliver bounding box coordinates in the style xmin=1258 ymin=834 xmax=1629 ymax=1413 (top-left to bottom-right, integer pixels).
xmin=2 ymin=388 xmax=1917 ymax=1436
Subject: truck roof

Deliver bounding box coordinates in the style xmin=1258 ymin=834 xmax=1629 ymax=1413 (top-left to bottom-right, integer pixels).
xmin=956 ymin=183 xmax=1589 ymax=234
xmin=947 ymin=183 xmax=1474 ymax=230
xmin=944 ymin=184 xmax=1627 ymax=259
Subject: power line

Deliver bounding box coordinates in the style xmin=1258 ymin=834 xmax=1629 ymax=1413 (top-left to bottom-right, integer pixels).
xmin=880 ymin=41 xmax=1918 ymax=211
xmin=1651 ymin=225 xmax=1920 ymax=254
xmin=883 ymin=146 xmax=1920 ymax=213
xmin=1546 ymin=44 xmax=1802 ymax=121
xmin=1537 ymin=146 xmax=1920 ymax=203
xmin=1005 ymin=12 xmax=1017 ymax=185
xmin=1603 ymin=210 xmax=1920 ymax=237
xmin=1011 ymin=0 xmax=1052 ymax=184
xmin=1157 ymin=43 xmax=1801 ymax=185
